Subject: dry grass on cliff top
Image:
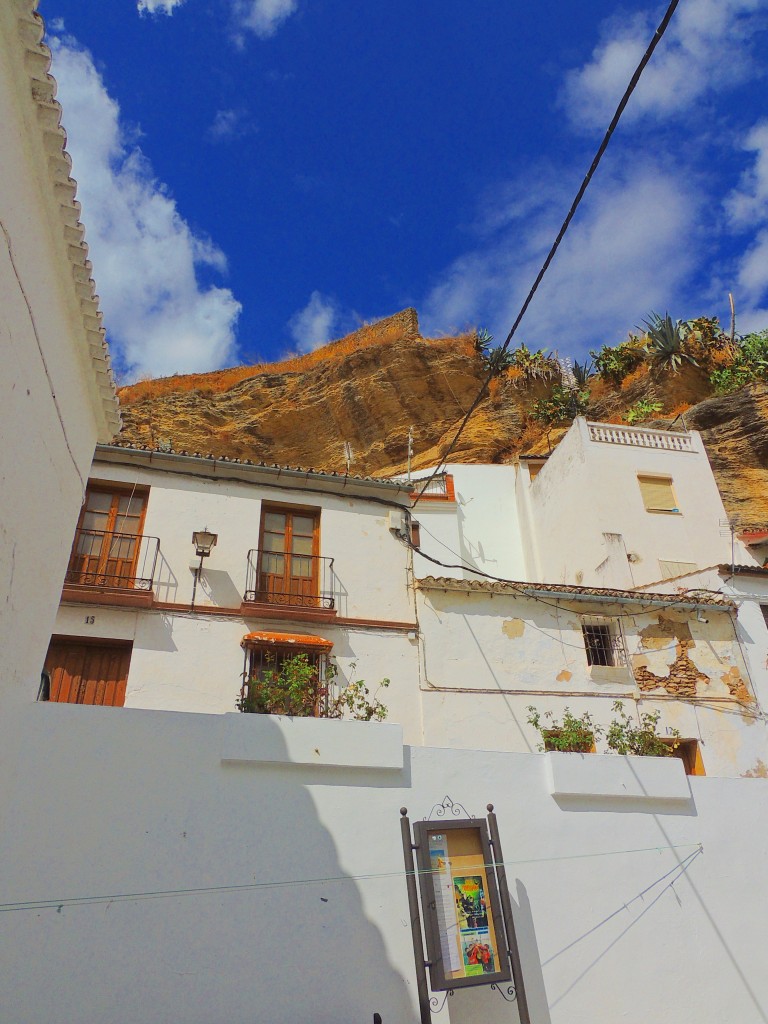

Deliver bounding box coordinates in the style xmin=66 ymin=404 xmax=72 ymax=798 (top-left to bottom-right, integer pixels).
xmin=118 ymin=316 xmax=478 ymax=407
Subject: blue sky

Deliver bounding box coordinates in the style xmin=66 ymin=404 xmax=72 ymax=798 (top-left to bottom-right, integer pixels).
xmin=42 ymin=0 xmax=768 ymax=380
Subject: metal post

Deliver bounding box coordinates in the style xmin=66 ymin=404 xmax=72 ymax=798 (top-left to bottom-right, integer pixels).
xmin=400 ymin=808 xmax=432 ymax=1024
xmin=486 ymin=804 xmax=532 ymax=1024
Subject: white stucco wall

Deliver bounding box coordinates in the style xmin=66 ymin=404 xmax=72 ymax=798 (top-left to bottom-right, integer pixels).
xmin=522 ymin=419 xmax=740 ymax=589
xmin=52 ymin=602 xmax=424 ymax=739
xmin=2 ymin=702 xmax=768 ymax=1024
xmin=415 ymin=585 xmax=765 ymax=777
xmin=411 ymin=465 xmax=526 ymax=582
xmin=0 ymin=8 xmax=117 ymax=706
xmin=87 ymin=454 xmax=414 ymax=622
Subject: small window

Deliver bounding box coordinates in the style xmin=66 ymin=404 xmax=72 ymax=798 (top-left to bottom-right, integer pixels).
xmin=638 ymin=475 xmax=679 ymax=513
xmin=410 ymin=520 xmax=421 ymax=548
xmin=582 ymin=620 xmax=625 ymax=667
xmin=240 ymin=638 xmax=332 ymax=717
xmin=638 ymin=475 xmax=679 ymax=514
xmin=662 ymin=738 xmax=705 ymax=776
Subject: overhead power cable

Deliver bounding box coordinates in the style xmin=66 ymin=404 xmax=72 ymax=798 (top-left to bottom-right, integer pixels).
xmin=407 ymin=537 xmax=729 ymax=622
xmin=0 ymin=843 xmax=701 ymax=914
xmin=413 ymin=0 xmax=682 ymax=506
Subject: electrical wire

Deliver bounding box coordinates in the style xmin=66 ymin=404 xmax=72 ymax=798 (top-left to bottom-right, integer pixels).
xmin=1 ymin=220 xmax=87 ymax=501
xmin=0 ymin=842 xmax=702 ymax=914
xmin=412 ymin=0 xmax=682 ymax=507
xmin=406 ymin=535 xmax=729 ymax=622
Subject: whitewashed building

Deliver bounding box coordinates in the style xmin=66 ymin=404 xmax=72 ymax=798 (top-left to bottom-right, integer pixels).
xmin=409 ymin=420 xmax=768 ymax=777
xmin=46 ymin=442 xmax=420 ymax=726
xmin=0 ymin=0 xmax=119 ymax=707
xmin=5 ymin=7 xmax=768 ymax=1023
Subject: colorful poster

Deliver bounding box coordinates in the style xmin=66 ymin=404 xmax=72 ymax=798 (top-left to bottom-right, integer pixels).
xmin=461 ymin=929 xmax=496 ymax=975
xmin=453 ymin=875 xmax=488 ymax=932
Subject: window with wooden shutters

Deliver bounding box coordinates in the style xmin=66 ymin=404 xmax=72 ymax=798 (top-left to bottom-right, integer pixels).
xmin=44 ymin=638 xmax=132 ymax=707
xmin=637 ymin=475 xmax=679 ymax=513
xmin=66 ymin=485 xmax=150 ymax=589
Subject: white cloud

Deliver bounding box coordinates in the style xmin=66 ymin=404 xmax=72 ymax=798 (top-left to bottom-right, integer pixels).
xmin=727 ymin=121 xmax=768 ymax=227
xmin=561 ymin=0 xmax=765 ymax=131
xmin=137 ymin=0 xmax=185 ymax=14
xmin=233 ymin=0 xmax=299 ymax=39
xmin=421 ymin=163 xmax=703 ymax=356
xmin=49 ymin=34 xmax=241 ymax=380
xmin=207 ymin=108 xmax=255 ymax=142
xmin=287 ymin=291 xmax=353 ymax=353
xmin=724 ymin=121 xmax=768 ymax=324
xmin=135 ymin=0 xmax=299 ymax=39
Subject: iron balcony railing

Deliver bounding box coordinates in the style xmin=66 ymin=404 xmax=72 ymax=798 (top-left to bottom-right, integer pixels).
xmin=65 ymin=527 xmax=160 ymax=591
xmin=244 ymin=548 xmax=336 ymax=610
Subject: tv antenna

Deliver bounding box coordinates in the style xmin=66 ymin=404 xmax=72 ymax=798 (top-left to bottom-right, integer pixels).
xmin=342 ymin=441 xmax=354 ymax=475
xmin=719 ymin=517 xmax=737 ymax=577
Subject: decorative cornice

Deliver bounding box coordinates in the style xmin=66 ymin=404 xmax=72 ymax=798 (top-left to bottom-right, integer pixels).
xmin=11 ymin=1 xmax=120 ymax=438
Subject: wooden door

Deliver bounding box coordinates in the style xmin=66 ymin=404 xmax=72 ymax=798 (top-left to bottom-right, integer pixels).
xmin=259 ymin=508 xmax=319 ymax=605
xmin=44 ymin=638 xmax=131 ymax=707
xmin=68 ymin=488 xmax=147 ymax=587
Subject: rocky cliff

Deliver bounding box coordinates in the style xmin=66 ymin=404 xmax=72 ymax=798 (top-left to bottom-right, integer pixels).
xmin=116 ymin=309 xmax=768 ymax=529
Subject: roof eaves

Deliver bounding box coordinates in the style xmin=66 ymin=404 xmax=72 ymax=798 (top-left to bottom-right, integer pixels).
xmin=96 ymin=443 xmax=409 ymax=494
xmin=718 ymin=564 xmax=768 ymax=578
xmin=12 ymin=1 xmax=120 ymax=439
xmin=416 ymin=575 xmax=734 ymax=610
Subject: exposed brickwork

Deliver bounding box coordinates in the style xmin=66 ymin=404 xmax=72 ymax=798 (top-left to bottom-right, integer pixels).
xmin=634 ymin=638 xmax=710 ymax=698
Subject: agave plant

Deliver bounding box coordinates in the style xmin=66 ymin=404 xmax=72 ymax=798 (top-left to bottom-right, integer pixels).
xmin=641 ymin=311 xmax=698 ymax=371
xmin=572 ymin=359 xmax=594 ymax=387
xmin=474 ymin=327 xmax=494 ymax=357
xmin=484 ymin=346 xmax=516 ymax=376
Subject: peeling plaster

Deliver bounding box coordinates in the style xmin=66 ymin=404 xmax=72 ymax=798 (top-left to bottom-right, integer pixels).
xmin=634 ymin=637 xmax=710 ymax=698
xmin=742 ymin=759 xmax=768 ymax=778
xmin=638 ymin=615 xmax=692 ymax=649
xmin=721 ymin=666 xmax=751 ymax=703
xmin=556 ymin=669 xmax=572 ymax=682
xmin=502 ymin=618 xmax=525 ymax=639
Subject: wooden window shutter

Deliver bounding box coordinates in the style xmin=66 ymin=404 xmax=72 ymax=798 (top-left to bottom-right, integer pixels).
xmin=44 ymin=639 xmax=131 ymax=707
xmin=638 ymin=476 xmax=678 ymax=513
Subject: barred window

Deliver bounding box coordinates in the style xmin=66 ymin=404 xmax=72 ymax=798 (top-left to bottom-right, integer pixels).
xmin=582 ymin=620 xmax=625 ymax=667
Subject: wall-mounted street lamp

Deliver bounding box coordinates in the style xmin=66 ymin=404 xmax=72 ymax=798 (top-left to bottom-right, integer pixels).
xmin=191 ymin=528 xmax=218 ymax=609
xmin=193 ymin=529 xmax=218 ymax=558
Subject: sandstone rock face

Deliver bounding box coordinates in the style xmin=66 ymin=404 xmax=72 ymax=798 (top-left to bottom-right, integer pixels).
xmin=116 ymin=311 xmax=768 ymax=529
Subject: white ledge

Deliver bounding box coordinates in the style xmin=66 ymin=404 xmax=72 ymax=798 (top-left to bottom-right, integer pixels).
xmin=221 ymin=713 xmax=404 ymax=770
xmin=546 ymin=751 xmax=691 ymax=802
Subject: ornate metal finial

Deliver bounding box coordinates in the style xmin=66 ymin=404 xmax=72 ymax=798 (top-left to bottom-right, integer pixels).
xmin=400 ymin=807 xmax=408 ymax=817
xmin=424 ymin=796 xmax=473 ymax=821
xmin=487 ymin=803 xmax=495 ymax=812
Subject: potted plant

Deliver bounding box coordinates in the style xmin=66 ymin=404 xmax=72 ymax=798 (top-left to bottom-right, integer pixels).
xmin=526 ymin=706 xmax=601 ymax=753
xmin=605 ymin=701 xmax=680 ymax=756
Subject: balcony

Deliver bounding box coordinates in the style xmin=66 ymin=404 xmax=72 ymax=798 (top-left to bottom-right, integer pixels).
xmin=587 ymin=422 xmax=694 ymax=452
xmin=62 ymin=528 xmax=160 ymax=608
xmin=242 ymin=548 xmax=337 ymax=620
